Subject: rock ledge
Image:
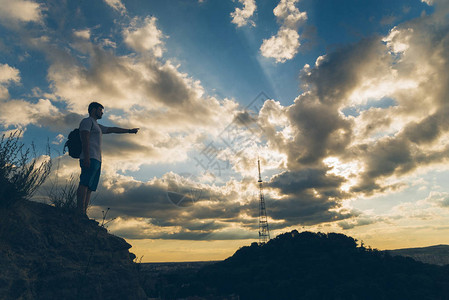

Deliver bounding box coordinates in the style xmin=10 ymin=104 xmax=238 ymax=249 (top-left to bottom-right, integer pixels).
xmin=0 ymin=200 xmax=147 ymax=300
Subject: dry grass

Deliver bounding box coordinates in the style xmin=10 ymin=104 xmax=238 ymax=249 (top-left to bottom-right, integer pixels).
xmin=0 ymin=131 xmax=52 ymax=207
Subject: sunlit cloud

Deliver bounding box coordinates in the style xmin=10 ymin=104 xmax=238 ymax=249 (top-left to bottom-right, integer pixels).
xmin=230 ymin=0 xmax=256 ymax=28
xmin=124 ymin=16 xmax=166 ymax=56
xmin=73 ymin=29 xmax=91 ymax=40
xmin=0 ymin=64 xmax=20 ymax=100
xmin=0 ymin=99 xmax=60 ymax=127
xmin=260 ymin=0 xmax=307 ymax=62
xmin=0 ymin=0 xmax=43 ymax=26
xmin=103 ymin=0 xmax=126 ymax=14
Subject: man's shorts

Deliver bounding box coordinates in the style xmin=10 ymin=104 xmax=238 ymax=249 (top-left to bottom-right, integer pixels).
xmin=79 ymin=159 xmax=101 ymax=192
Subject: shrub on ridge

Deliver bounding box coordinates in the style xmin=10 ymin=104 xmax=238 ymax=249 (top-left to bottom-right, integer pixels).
xmin=0 ymin=131 xmax=51 ymax=207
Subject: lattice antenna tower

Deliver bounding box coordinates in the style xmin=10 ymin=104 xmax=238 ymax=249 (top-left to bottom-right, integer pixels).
xmin=258 ymin=158 xmax=270 ymax=244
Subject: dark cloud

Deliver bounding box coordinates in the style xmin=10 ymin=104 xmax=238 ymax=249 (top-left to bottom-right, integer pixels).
xmin=112 ymin=225 xmax=255 ymax=240
xmin=188 ymin=202 xmax=243 ymax=221
xmin=233 ymin=111 xmax=257 ymax=127
xmin=76 ymin=45 xmax=220 ymax=124
xmin=362 ymin=137 xmax=414 ymax=178
xmin=288 ymin=100 xmax=353 ymax=165
xmin=92 ymin=177 xmax=199 ymax=220
xmin=101 ymin=134 xmax=154 ymax=160
xmin=338 ymin=217 xmax=377 ymax=230
xmin=282 ymin=37 xmax=392 ymax=167
xmin=262 ymin=168 xmax=353 ymax=226
xmin=352 ymin=108 xmax=449 ymax=194
xmin=40 ymin=112 xmax=84 ymax=131
xmin=403 ymin=108 xmax=449 ymax=145
xmin=267 ymin=195 xmax=355 ymax=226
xmin=254 ymin=45 xmax=366 ymax=222
xmin=300 ymin=37 xmax=390 ymax=106
xmin=84 ymin=174 xmax=257 ymax=240
xmin=268 ymin=168 xmax=344 ymax=195
xmin=269 ymin=11 xmax=449 ymax=200
xmin=357 ymin=108 xmax=393 ymax=138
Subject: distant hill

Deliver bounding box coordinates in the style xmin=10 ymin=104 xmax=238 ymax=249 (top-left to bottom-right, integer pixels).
xmin=144 ymin=230 xmax=449 ymax=300
xmin=0 ymin=200 xmax=146 ymax=300
xmin=386 ymin=244 xmax=449 ymax=266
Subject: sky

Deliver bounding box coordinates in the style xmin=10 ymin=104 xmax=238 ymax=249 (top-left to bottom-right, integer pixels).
xmin=1 ymin=0 xmax=449 ymax=262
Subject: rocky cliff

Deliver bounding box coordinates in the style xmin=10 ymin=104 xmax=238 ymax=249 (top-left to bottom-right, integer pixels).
xmin=0 ymin=200 xmax=147 ymax=300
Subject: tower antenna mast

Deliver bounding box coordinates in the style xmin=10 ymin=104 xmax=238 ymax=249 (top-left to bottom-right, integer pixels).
xmin=258 ymin=158 xmax=270 ymax=244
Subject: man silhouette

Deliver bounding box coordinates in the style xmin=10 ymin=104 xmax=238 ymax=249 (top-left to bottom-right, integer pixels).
xmin=76 ymin=102 xmax=139 ymax=215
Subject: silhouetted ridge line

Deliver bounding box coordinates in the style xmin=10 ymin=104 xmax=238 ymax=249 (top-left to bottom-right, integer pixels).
xmin=195 ymin=230 xmax=449 ymax=299
xmin=387 ymin=244 xmax=449 ymax=266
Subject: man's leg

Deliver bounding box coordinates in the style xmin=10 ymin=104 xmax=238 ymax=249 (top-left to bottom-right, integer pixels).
xmin=84 ymin=189 xmax=92 ymax=214
xmin=77 ymin=184 xmax=88 ymax=214
xmin=82 ymin=159 xmax=101 ymax=215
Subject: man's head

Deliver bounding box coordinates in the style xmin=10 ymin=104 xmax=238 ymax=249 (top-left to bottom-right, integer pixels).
xmin=88 ymin=102 xmax=104 ymax=120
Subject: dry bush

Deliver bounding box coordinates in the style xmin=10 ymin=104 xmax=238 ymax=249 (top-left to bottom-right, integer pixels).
xmin=0 ymin=131 xmax=52 ymax=207
xmin=47 ymin=174 xmax=78 ymax=210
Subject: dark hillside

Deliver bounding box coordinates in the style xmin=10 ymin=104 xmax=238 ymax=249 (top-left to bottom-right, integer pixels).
xmin=0 ymin=200 xmax=147 ymax=300
xmin=387 ymin=244 xmax=449 ymax=266
xmin=196 ymin=231 xmax=449 ymax=300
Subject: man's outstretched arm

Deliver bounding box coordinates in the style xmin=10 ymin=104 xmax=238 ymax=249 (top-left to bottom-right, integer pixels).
xmin=105 ymin=127 xmax=140 ymax=134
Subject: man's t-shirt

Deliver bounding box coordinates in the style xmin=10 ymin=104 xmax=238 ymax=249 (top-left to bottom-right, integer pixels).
xmin=79 ymin=117 xmax=109 ymax=162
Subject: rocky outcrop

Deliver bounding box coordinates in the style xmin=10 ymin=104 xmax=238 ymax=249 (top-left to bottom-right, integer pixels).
xmin=0 ymin=200 xmax=147 ymax=300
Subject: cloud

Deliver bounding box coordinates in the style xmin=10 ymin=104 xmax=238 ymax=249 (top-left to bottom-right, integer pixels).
xmin=0 ymin=64 xmax=78 ymax=130
xmin=230 ymin=0 xmax=256 ymax=27
xmin=0 ymin=64 xmax=20 ymax=99
xmin=47 ymin=49 xmax=234 ymax=167
xmin=73 ymin=29 xmax=90 ymax=40
xmin=90 ymin=0 xmax=449 ymax=235
xmin=0 ymin=64 xmax=20 ymax=84
xmin=123 ymin=16 xmax=166 ymax=56
xmin=107 ymin=216 xmax=255 ymax=240
xmin=251 ymin=0 xmax=449 ymax=230
xmin=0 ymin=0 xmax=43 ymax=26
xmin=260 ymin=28 xmax=300 ymax=63
xmin=0 ymin=98 xmax=76 ymax=128
xmin=33 ymin=13 xmax=243 ymax=172
xmin=260 ymin=0 xmax=307 ymax=62
xmin=299 ymin=37 xmax=391 ymax=107
xmin=268 ymin=168 xmax=344 ymax=195
xmin=265 ymin=168 xmax=354 ymax=226
xmin=75 ymin=171 xmax=262 ymax=240
xmin=346 ymin=9 xmax=449 ymax=194
xmin=362 ymin=190 xmax=449 ymax=229
xmin=273 ymin=0 xmax=307 ymax=28
xmin=263 ymin=0 xmax=449 ymax=198
xmin=424 ymin=192 xmax=449 ymax=208
xmin=337 ymin=217 xmax=380 ymax=230
xmin=52 ymin=134 xmax=64 ymax=145
xmin=103 ymin=0 xmax=126 ymax=14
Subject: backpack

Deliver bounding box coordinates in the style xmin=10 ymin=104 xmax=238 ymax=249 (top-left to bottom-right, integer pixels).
xmin=64 ymin=129 xmax=82 ymax=158
xmin=64 ymin=120 xmax=94 ymax=158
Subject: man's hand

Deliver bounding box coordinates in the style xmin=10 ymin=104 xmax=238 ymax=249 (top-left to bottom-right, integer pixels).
xmin=83 ymin=158 xmax=90 ymax=169
xmin=129 ymin=128 xmax=139 ymax=134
